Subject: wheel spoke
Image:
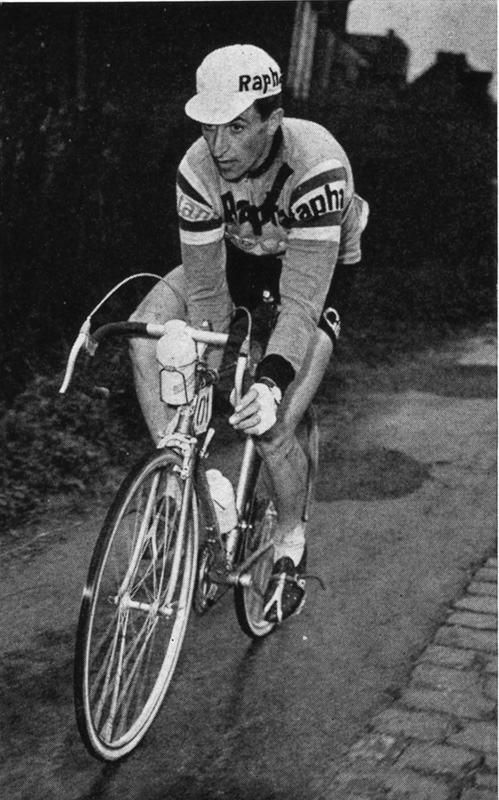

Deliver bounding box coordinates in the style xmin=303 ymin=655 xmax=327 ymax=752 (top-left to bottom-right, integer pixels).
xmin=90 ymin=609 xmax=123 ymax=729
xmin=101 ymin=609 xmax=161 ymax=740
xmin=116 ymin=472 xmax=161 ymax=597
xmin=92 ymin=602 xmax=129 ymax=735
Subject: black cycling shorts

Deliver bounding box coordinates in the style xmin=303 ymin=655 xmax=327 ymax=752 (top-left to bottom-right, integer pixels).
xmin=225 ymin=241 xmax=353 ymax=343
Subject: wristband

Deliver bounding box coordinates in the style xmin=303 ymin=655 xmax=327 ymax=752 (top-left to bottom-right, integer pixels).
xmin=256 ymin=377 xmax=282 ymax=406
xmin=255 ymin=354 xmax=295 ymax=394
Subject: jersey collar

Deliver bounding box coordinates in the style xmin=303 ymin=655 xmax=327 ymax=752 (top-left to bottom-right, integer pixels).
xmin=246 ymin=127 xmax=283 ymax=179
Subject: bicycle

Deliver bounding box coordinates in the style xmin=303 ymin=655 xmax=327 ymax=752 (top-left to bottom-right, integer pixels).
xmin=60 ymin=277 xmax=319 ymax=762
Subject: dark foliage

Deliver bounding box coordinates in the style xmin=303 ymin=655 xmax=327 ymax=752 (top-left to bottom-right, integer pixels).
xmin=1 ymin=3 xmax=496 ymax=528
xmin=0 ymin=345 xmax=150 ymax=526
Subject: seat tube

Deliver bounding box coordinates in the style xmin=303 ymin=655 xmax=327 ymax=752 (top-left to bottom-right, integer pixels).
xmin=235 ymin=436 xmax=258 ymax=517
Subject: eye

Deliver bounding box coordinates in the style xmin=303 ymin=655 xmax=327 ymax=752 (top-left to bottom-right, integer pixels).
xmin=230 ymin=122 xmax=245 ymax=133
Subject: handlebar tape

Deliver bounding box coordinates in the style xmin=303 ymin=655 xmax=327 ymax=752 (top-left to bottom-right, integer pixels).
xmin=91 ymin=321 xmax=153 ymax=343
xmin=91 ymin=321 xmax=228 ymax=345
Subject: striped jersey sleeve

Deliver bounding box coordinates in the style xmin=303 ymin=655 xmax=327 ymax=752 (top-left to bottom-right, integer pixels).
xmin=288 ymin=158 xmax=347 ymax=244
xmin=176 ymin=154 xmax=224 ymax=246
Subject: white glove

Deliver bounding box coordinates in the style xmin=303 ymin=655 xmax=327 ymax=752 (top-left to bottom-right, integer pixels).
xmin=229 ymin=382 xmax=281 ymax=436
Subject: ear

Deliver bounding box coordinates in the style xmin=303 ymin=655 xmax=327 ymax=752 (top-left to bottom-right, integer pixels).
xmin=267 ymin=108 xmax=284 ymax=135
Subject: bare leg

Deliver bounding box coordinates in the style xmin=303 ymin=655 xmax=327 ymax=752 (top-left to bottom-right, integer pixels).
xmin=257 ymin=328 xmax=333 ymax=558
xmin=129 ymin=267 xmax=188 ymax=444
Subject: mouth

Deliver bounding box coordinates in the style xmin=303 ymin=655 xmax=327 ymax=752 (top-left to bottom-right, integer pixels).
xmin=215 ymin=159 xmax=236 ymax=170
xmin=214 ymin=159 xmax=244 ymax=182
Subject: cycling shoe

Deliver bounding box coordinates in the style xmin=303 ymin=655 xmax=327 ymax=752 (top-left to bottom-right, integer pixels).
xmin=263 ymin=551 xmax=307 ymax=624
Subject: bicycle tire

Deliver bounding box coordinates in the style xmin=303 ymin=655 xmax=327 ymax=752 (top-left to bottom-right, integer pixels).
xmin=74 ymin=448 xmax=198 ymax=761
xmin=234 ymin=462 xmax=277 ymax=638
xmin=234 ymin=405 xmax=319 ymax=638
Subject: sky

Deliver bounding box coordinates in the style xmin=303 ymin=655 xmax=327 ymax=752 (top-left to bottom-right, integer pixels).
xmin=348 ymin=0 xmax=497 ymax=97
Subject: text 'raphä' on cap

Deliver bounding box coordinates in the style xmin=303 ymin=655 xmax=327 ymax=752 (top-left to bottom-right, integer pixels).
xmin=185 ymin=44 xmax=282 ymax=125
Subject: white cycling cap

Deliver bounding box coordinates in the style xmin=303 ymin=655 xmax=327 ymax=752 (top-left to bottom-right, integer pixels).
xmin=185 ymin=44 xmax=282 ymax=125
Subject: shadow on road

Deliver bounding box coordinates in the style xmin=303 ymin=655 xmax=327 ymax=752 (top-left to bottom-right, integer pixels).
xmin=317 ymin=446 xmax=431 ymax=502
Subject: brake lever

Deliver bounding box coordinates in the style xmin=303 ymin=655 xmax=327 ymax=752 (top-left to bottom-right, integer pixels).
xmin=59 ymin=317 xmax=95 ymax=394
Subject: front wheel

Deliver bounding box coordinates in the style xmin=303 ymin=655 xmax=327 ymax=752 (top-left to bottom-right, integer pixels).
xmin=74 ymin=448 xmax=198 ymax=761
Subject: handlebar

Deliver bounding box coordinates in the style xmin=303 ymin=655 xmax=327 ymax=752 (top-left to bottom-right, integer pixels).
xmin=89 ymin=321 xmax=229 ymax=347
xmin=59 ymin=319 xmax=230 ymax=395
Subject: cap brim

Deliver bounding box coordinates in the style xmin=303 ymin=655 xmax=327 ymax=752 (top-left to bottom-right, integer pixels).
xmin=185 ymin=91 xmax=265 ymax=125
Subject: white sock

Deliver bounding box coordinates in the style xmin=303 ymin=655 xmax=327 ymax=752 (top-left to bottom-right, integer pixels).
xmin=274 ymin=524 xmax=306 ymax=567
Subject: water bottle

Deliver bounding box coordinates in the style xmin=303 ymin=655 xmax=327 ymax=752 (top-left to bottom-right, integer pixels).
xmin=156 ymin=320 xmax=197 ymax=405
xmin=205 ymin=470 xmax=238 ymax=534
xmin=206 ymin=469 xmax=239 ymax=568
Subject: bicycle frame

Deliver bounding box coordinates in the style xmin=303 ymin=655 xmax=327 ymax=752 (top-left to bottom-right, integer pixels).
xmin=159 ymin=395 xmax=272 ymax=591
xmin=60 ymin=313 xmax=274 ymax=589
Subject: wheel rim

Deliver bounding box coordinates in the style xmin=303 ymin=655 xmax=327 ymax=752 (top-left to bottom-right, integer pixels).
xmin=80 ymin=459 xmax=197 ymax=757
xmin=241 ymin=498 xmax=276 ymax=637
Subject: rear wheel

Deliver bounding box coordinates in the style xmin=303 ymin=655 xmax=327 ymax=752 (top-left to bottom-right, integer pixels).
xmin=234 ymin=461 xmax=277 ymax=638
xmin=74 ymin=448 xmax=198 ymax=761
xmin=234 ymin=405 xmax=318 ymax=638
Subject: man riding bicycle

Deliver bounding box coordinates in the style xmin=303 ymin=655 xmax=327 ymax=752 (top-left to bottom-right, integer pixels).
xmin=130 ymin=44 xmax=368 ymax=623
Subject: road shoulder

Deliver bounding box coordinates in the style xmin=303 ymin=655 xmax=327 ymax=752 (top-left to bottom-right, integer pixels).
xmin=313 ymin=556 xmax=497 ymax=800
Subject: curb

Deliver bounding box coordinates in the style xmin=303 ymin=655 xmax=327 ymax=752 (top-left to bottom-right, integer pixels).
xmin=313 ymin=555 xmax=497 ymax=800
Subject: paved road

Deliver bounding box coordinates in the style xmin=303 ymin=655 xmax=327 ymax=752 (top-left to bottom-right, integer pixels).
xmin=313 ymin=332 xmax=497 ymax=800
xmin=0 ymin=326 xmax=495 ymax=800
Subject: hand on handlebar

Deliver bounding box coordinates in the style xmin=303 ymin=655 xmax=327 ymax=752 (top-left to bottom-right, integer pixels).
xmin=229 ymin=383 xmax=279 ymax=436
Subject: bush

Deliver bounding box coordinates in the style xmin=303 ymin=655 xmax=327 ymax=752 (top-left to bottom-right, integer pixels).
xmin=0 ymin=359 xmax=148 ymax=528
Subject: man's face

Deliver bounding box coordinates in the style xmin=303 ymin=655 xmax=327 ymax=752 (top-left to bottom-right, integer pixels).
xmin=201 ymin=104 xmax=282 ymax=182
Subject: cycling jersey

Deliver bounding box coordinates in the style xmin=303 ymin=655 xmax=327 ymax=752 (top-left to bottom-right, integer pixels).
xmin=176 ymin=117 xmax=368 ymax=390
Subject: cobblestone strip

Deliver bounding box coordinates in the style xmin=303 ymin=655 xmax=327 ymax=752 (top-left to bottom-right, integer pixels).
xmin=314 ymin=556 xmax=497 ymax=800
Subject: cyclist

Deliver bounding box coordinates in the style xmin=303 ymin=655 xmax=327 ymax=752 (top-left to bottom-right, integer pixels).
xmin=130 ymin=44 xmax=368 ymax=623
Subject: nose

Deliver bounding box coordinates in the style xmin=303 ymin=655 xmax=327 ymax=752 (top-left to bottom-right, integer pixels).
xmin=209 ymin=126 xmax=229 ymax=158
